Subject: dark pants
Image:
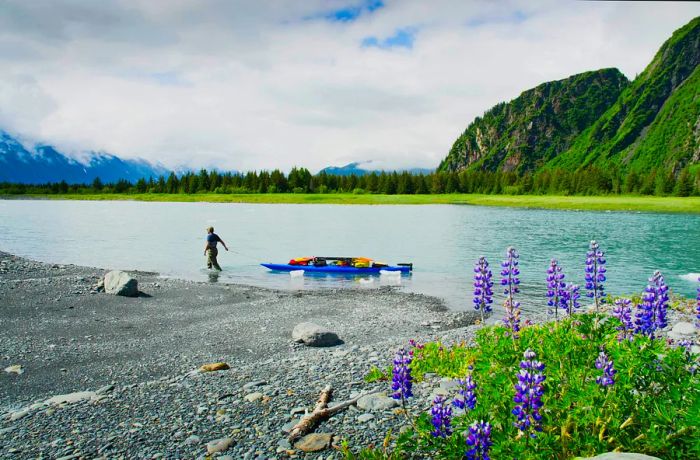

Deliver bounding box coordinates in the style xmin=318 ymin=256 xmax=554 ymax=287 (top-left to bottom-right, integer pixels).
xmin=206 ymin=247 xmax=221 ymax=270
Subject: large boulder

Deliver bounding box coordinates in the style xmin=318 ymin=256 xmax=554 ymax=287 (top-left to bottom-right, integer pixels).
xmin=104 ymin=270 xmax=139 ymax=297
xmin=292 ymin=322 xmax=342 ymax=347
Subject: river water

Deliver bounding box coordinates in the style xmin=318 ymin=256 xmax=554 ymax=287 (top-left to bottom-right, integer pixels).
xmin=1 ymin=200 xmax=698 ymax=313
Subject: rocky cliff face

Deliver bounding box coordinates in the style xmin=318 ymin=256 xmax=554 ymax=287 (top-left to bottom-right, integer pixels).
xmin=440 ymin=16 xmax=700 ymax=174
xmin=551 ymin=16 xmax=700 ymax=172
xmin=439 ymin=68 xmax=629 ymax=173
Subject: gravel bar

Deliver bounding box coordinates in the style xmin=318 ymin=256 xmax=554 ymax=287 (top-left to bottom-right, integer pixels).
xmin=0 ymin=252 xmax=479 ymax=459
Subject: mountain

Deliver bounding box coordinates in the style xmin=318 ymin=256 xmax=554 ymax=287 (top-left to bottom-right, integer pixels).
xmin=439 ymin=16 xmax=700 ymax=175
xmin=0 ymin=130 xmax=170 ymax=184
xmin=320 ymin=161 xmax=434 ymax=176
xmin=550 ymin=16 xmax=700 ymax=172
xmin=438 ymin=68 xmax=630 ymax=173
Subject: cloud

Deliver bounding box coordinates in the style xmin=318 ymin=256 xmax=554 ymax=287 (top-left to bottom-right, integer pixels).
xmin=0 ymin=0 xmax=698 ymax=172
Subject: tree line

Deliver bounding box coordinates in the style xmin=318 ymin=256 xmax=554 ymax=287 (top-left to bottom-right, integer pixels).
xmin=1 ymin=165 xmax=699 ymax=197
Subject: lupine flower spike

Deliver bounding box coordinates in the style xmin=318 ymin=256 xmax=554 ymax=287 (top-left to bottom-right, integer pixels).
xmin=453 ymin=372 xmax=477 ymax=411
xmin=391 ymin=348 xmax=413 ymax=401
xmin=563 ymin=283 xmax=581 ymax=317
xmin=465 ymin=420 xmax=492 ymax=460
xmin=513 ymin=349 xmax=546 ymax=438
xmin=546 ymin=259 xmax=566 ymax=320
xmin=635 ymin=271 xmax=669 ymax=338
xmin=595 ymin=350 xmax=616 ymax=387
xmin=430 ymin=395 xmax=453 ymax=438
xmin=473 ymin=257 xmax=494 ymax=324
xmin=612 ymin=298 xmax=634 ymax=341
xmin=501 ymin=247 xmax=521 ymax=339
xmin=585 ymin=240 xmax=606 ymax=326
xmin=696 ymin=276 xmax=700 ymax=329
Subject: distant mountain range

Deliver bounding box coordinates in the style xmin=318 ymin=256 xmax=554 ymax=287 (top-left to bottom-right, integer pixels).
xmin=439 ymin=16 xmax=700 ymax=174
xmin=320 ymin=161 xmax=433 ymax=176
xmin=0 ymin=130 xmax=170 ymax=184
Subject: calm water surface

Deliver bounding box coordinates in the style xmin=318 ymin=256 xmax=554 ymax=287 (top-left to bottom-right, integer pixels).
xmin=1 ymin=200 xmax=699 ymax=314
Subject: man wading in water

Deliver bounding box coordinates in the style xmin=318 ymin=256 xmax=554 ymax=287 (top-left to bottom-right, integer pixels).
xmin=204 ymin=227 xmax=228 ymax=271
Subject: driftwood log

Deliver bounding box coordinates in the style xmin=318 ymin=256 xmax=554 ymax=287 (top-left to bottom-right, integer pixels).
xmin=287 ymin=385 xmax=382 ymax=444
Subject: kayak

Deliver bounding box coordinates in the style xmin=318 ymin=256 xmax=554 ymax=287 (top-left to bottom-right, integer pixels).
xmin=261 ymin=263 xmax=412 ymax=274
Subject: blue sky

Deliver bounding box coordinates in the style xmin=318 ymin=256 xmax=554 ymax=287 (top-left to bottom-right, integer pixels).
xmin=0 ymin=0 xmax=698 ymax=172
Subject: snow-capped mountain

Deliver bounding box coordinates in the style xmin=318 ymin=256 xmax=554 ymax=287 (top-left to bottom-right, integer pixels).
xmin=0 ymin=130 xmax=169 ymax=184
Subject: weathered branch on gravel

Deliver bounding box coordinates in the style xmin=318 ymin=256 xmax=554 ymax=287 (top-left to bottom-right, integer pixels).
xmin=287 ymin=385 xmax=382 ymax=444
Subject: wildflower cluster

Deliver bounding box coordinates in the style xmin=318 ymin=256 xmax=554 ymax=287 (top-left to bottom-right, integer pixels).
xmin=595 ymin=350 xmax=616 ymax=387
xmin=430 ymin=395 xmax=453 ymax=438
xmin=501 ymin=247 xmax=521 ymax=338
xmin=563 ymin=283 xmax=581 ymax=316
xmin=695 ymin=277 xmax=700 ymax=328
xmin=585 ymin=240 xmax=607 ymax=311
xmin=473 ymin=256 xmax=494 ymax=323
xmin=512 ymin=349 xmax=546 ymax=437
xmin=452 ymin=372 xmax=477 ymax=411
xmin=635 ymin=271 xmax=669 ymax=338
xmin=546 ymin=259 xmax=566 ymax=319
xmin=391 ymin=348 xmax=413 ymax=400
xmin=465 ymin=420 xmax=492 ymax=460
xmin=612 ymin=297 xmax=634 ymax=341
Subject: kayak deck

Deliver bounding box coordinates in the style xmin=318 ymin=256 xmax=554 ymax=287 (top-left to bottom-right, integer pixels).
xmin=261 ymin=263 xmax=411 ymax=274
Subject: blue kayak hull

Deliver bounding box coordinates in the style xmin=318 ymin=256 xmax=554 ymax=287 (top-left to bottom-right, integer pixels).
xmin=261 ymin=263 xmax=411 ymax=274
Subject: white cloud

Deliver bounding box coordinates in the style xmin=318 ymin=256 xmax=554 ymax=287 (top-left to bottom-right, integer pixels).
xmin=0 ymin=0 xmax=698 ymax=172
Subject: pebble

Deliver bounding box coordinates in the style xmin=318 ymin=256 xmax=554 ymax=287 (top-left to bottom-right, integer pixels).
xmin=357 ymin=413 xmax=375 ymax=423
xmin=206 ymin=437 xmax=234 ymax=454
xmin=244 ymin=392 xmax=264 ymax=402
xmin=294 ymin=433 xmax=333 ymax=452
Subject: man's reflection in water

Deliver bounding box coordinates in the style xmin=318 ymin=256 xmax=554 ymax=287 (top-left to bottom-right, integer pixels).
xmin=208 ymin=271 xmax=220 ymax=283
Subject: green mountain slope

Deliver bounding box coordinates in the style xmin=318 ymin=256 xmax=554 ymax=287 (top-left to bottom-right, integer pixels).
xmin=438 ymin=69 xmax=629 ymax=173
xmin=551 ymin=16 xmax=700 ymax=172
xmin=440 ymin=16 xmax=700 ymax=175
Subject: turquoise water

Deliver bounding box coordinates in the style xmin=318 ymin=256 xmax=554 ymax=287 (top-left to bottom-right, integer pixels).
xmin=0 ymin=200 xmax=698 ymax=313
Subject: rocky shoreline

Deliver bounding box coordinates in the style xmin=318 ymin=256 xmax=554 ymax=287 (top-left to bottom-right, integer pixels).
xmin=0 ymin=252 xmax=479 ymax=459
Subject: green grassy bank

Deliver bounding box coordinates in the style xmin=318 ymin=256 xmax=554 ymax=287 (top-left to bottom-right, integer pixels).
xmin=4 ymin=193 xmax=700 ymax=214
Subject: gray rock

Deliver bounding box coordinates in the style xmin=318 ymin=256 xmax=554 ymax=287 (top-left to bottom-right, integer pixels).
xmin=243 ymin=380 xmax=267 ymax=390
xmin=184 ymin=435 xmax=201 ymax=445
xmin=292 ymin=322 xmax=342 ymax=347
xmin=206 ymin=437 xmax=233 ymax=454
xmin=244 ymin=392 xmax=263 ymax=402
xmin=671 ymin=322 xmax=696 ymax=336
xmin=583 ymin=454 xmax=661 ymax=460
xmin=104 ymin=270 xmax=139 ymax=297
xmin=356 ymin=392 xmax=398 ymax=411
xmin=357 ymin=413 xmax=375 ymax=423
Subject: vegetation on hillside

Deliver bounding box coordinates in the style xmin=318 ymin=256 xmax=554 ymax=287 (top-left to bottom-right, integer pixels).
xmin=439 ymin=69 xmax=629 ymax=173
xmin=440 ymin=16 xmax=700 ymax=177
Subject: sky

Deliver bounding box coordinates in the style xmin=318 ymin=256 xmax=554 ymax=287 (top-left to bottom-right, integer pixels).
xmin=0 ymin=1 xmax=699 ymax=173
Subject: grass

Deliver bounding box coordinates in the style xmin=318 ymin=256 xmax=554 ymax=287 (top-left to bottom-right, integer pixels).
xmin=5 ymin=193 xmax=700 ymax=214
xmin=348 ymin=313 xmax=700 ymax=459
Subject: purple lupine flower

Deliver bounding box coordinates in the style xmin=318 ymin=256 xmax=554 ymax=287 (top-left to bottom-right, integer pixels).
xmin=546 ymin=259 xmax=567 ymax=320
xmin=696 ymin=276 xmax=700 ymax=328
xmin=391 ymin=348 xmax=413 ymax=400
xmin=473 ymin=256 xmax=494 ymax=323
xmin=650 ymin=271 xmax=669 ymax=331
xmin=501 ymin=247 xmax=521 ymax=338
xmin=595 ymin=350 xmax=616 ymax=387
xmin=562 ymin=283 xmax=581 ymax=317
xmin=613 ymin=298 xmax=634 ymax=341
xmin=430 ymin=395 xmax=453 ymax=438
xmin=635 ymin=271 xmax=669 ymax=338
xmin=465 ymin=420 xmax=492 ymax=460
xmin=585 ymin=240 xmax=607 ymax=314
xmin=453 ymin=373 xmax=477 ymax=411
xmin=512 ymin=349 xmax=545 ymax=437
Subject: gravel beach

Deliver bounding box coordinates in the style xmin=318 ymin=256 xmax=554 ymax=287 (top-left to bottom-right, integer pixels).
xmin=0 ymin=252 xmax=479 ymax=459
